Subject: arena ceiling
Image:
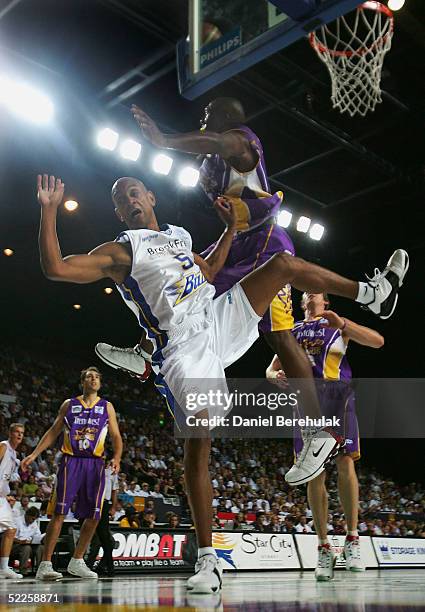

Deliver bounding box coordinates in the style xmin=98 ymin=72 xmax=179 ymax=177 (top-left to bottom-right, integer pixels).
xmin=0 ymin=0 xmax=424 ymax=376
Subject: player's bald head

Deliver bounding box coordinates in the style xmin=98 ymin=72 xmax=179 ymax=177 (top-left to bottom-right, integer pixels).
xmin=111 ymin=177 xmax=147 ymax=206
xmin=211 ymin=98 xmax=246 ymax=122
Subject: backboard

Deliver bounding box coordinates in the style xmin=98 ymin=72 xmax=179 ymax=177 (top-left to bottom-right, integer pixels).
xmin=177 ymin=0 xmax=362 ymax=99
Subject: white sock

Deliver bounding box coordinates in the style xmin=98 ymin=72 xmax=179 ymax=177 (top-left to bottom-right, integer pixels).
xmin=347 ymin=530 xmax=359 ymax=537
xmin=198 ymin=546 xmax=216 ymax=559
xmin=356 ymin=282 xmax=375 ymax=304
xmin=0 ymin=557 xmax=9 ymax=569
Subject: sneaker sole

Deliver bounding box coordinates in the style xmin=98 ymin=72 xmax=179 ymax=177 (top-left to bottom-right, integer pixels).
xmin=94 ymin=345 xmax=145 ymax=376
xmin=379 ymin=250 xmax=409 ymax=320
xmin=285 ymin=439 xmax=342 ymax=486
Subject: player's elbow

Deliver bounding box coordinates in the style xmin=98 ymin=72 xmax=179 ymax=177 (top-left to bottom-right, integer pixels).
xmin=375 ymin=335 xmax=385 ymax=349
xmin=41 ymin=260 xmax=65 ymax=281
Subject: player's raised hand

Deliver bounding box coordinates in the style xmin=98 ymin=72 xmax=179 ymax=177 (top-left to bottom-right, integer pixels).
xmin=131 ymin=104 xmax=166 ymax=148
xmin=317 ymin=310 xmax=345 ymax=330
xmin=37 ymin=174 xmax=65 ymax=209
xmin=214 ymin=196 xmax=237 ymax=231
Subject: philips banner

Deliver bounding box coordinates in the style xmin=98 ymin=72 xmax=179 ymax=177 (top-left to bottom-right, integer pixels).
xmin=213 ymin=532 xmax=301 ymax=570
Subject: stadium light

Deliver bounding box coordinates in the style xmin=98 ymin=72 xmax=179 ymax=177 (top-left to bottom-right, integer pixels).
xmin=97 ymin=128 xmax=119 ymax=151
xmin=0 ymin=76 xmax=54 ymax=124
xmin=309 ymin=223 xmax=325 ymax=241
xmin=297 ymin=216 xmax=311 ymax=233
xmin=104 ymin=287 xmax=113 ymax=295
xmin=73 ymin=304 xmax=81 ymax=310
xmin=179 ymin=166 xmax=199 ymax=187
xmin=120 ymin=139 xmax=141 ymax=161
xmin=64 ymin=200 xmax=79 ymax=212
xmin=153 ymin=153 xmax=173 ymax=175
xmin=3 ymin=248 xmax=14 ymax=257
xmin=277 ymin=210 xmax=292 ymax=228
xmin=388 ymin=0 xmax=405 ymax=10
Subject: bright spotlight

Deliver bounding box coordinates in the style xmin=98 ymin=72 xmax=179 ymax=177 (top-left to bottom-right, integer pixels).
xmin=3 ymin=248 xmax=14 ymax=257
xmin=73 ymin=304 xmax=81 ymax=310
xmin=119 ymin=139 xmax=141 ymax=161
xmin=97 ymin=128 xmax=119 ymax=151
xmin=297 ymin=216 xmax=311 ymax=233
xmin=104 ymin=287 xmax=113 ymax=295
xmin=64 ymin=200 xmax=79 ymax=212
xmin=309 ymin=223 xmax=325 ymax=241
xmin=179 ymin=167 xmax=199 ymax=187
xmin=277 ymin=210 xmax=292 ymax=228
xmin=388 ymin=0 xmax=405 ymax=10
xmin=153 ymin=153 xmax=173 ymax=175
xmin=0 ymin=76 xmax=54 ymax=124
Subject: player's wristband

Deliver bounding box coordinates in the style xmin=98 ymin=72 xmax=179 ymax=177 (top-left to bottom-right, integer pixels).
xmin=340 ymin=318 xmax=347 ymax=331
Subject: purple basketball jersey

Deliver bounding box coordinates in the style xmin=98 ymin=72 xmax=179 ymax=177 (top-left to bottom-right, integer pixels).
xmin=199 ymin=125 xmax=283 ymax=232
xmin=62 ymin=397 xmax=109 ymax=458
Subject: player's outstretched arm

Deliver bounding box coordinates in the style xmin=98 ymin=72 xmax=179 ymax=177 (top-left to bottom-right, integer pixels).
xmin=106 ymin=402 xmax=123 ymax=474
xmin=37 ymin=174 xmax=131 ymax=284
xmin=194 ymin=198 xmax=236 ymax=283
xmin=21 ymin=400 xmax=69 ymax=471
xmin=318 ymin=310 xmax=384 ymax=348
xmin=131 ymin=104 xmax=254 ymax=162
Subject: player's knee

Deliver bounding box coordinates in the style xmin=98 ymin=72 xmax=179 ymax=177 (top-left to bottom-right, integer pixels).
xmin=336 ymin=454 xmax=354 ymax=476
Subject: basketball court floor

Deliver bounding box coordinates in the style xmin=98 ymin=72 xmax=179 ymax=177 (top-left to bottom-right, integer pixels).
xmin=1 ymin=570 xmax=424 ymax=611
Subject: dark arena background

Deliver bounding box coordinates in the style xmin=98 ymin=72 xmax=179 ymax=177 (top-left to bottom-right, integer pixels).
xmin=0 ymin=1 xmax=424 ymax=610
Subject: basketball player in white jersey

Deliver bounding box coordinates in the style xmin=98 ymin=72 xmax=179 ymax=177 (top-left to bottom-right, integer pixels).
xmin=0 ymin=423 xmax=25 ymax=579
xmin=36 ymin=174 xmax=407 ymax=592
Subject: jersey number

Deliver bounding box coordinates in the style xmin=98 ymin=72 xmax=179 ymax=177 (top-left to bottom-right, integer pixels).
xmin=174 ymin=253 xmax=194 ymax=270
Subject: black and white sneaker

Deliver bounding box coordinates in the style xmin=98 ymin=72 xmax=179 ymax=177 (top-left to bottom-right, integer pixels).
xmin=187 ymin=554 xmax=222 ymax=594
xmin=95 ymin=343 xmax=152 ymax=380
xmin=363 ymin=249 xmax=409 ymax=319
xmin=285 ymin=428 xmax=344 ymax=486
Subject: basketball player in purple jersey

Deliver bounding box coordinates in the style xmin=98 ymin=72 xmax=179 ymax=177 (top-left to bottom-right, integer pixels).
xmin=95 ymin=98 xmax=330 ymax=468
xmin=21 ymin=366 xmax=122 ymax=580
xmin=267 ymin=292 xmax=384 ymax=580
xmin=36 ymin=173 xmax=406 ymax=592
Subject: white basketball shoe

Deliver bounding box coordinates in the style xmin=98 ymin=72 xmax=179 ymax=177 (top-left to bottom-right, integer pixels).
xmin=344 ymin=536 xmax=365 ymax=571
xmin=187 ymin=554 xmax=223 ymax=594
xmin=95 ymin=343 xmax=152 ymax=380
xmin=361 ymin=249 xmax=409 ymax=319
xmin=285 ymin=428 xmax=344 ymax=486
xmin=35 ymin=561 xmax=63 ymax=581
xmin=315 ymin=544 xmax=336 ymax=581
xmin=67 ymin=558 xmax=98 ymax=579
xmin=0 ymin=566 xmax=23 ymax=579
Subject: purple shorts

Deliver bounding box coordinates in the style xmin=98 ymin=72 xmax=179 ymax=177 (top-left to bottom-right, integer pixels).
xmin=202 ymin=222 xmax=295 ymax=333
xmin=294 ymin=383 xmax=360 ymax=461
xmin=48 ymin=455 xmax=105 ymax=519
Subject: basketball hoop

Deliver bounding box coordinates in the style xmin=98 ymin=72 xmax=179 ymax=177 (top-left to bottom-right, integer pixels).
xmin=309 ymin=2 xmax=394 ymax=117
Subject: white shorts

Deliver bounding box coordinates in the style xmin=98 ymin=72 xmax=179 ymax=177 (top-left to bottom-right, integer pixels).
xmin=0 ymin=497 xmax=16 ymax=532
xmin=156 ymin=283 xmax=261 ymax=426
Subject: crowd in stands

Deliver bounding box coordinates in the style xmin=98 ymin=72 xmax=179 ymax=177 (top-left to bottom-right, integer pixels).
xmin=1 ymin=348 xmax=424 ymax=539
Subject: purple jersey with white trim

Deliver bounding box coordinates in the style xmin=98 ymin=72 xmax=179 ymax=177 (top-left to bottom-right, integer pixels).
xmin=61 ymin=397 xmax=109 ymax=458
xmin=199 ymin=125 xmax=283 ymax=232
xmin=292 ymin=318 xmax=352 ymax=381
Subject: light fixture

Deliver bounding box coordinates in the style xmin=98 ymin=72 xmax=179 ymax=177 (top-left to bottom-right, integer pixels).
xmin=0 ymin=76 xmax=54 ymax=124
xmin=277 ymin=210 xmax=292 ymax=228
xmin=73 ymin=304 xmax=81 ymax=310
xmin=97 ymin=128 xmax=119 ymax=151
xmin=104 ymin=287 xmax=113 ymax=295
xmin=153 ymin=153 xmax=173 ymax=175
xmin=297 ymin=216 xmax=311 ymax=233
xmin=388 ymin=0 xmax=405 ymax=10
xmin=309 ymin=223 xmax=325 ymax=241
xmin=64 ymin=200 xmax=79 ymax=212
xmin=179 ymin=167 xmax=199 ymax=187
xmin=3 ymin=248 xmax=14 ymax=256
xmin=119 ymin=139 xmax=141 ymax=161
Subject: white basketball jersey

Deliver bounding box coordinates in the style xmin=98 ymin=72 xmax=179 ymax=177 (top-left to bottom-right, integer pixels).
xmin=115 ymin=224 xmax=216 ymax=365
xmin=0 ymin=440 xmax=19 ymax=497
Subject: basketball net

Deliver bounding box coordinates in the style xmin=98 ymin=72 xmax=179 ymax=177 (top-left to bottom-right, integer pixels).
xmin=309 ymin=2 xmax=394 ymax=117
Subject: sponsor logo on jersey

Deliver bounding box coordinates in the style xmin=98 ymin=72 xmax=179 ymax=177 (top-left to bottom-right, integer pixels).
xmin=72 ymin=405 xmax=82 ymax=414
xmin=147 ymin=239 xmax=188 ymax=257
xmin=94 ymin=406 xmax=104 ymax=415
xmin=173 ymin=272 xmax=207 ymax=306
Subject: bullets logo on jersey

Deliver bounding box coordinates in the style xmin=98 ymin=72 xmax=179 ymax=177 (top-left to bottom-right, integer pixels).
xmin=171 ymin=271 xmax=207 ymax=306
